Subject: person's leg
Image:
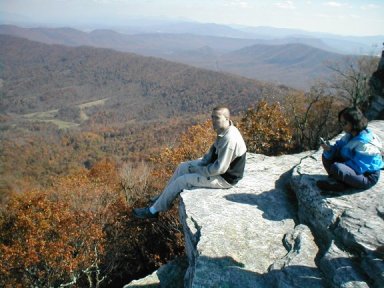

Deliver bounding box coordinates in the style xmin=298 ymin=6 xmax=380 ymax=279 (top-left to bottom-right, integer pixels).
xmin=163 ymin=160 xmax=201 ymax=189
xmin=330 ymin=162 xmax=379 ymax=189
xmin=152 ymin=173 xmax=232 ymax=212
xmin=322 ymin=155 xmax=334 ymax=175
xmin=149 ymin=160 xmax=201 ymax=204
xmin=134 ymin=160 xmax=203 ymax=219
xmin=322 ymin=154 xmax=344 ymax=175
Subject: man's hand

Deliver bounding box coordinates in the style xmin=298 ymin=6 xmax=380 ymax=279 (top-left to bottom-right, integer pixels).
xmin=188 ymin=165 xmax=198 ymax=173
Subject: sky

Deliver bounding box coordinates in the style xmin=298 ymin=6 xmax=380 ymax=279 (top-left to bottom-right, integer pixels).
xmin=1 ymin=0 xmax=384 ymax=36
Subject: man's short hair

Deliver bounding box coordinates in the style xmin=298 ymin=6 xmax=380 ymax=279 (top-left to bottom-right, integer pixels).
xmin=213 ymin=105 xmax=230 ymax=119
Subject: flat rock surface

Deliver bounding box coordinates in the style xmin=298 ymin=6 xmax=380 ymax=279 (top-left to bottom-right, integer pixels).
xmin=180 ymin=152 xmax=324 ymax=288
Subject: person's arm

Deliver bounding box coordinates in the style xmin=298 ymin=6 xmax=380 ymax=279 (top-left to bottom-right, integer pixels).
xmin=322 ymin=134 xmax=349 ymax=159
xmin=198 ymin=144 xmax=215 ymax=166
xmin=345 ymin=142 xmax=383 ymax=174
xmin=193 ymin=140 xmax=235 ymax=176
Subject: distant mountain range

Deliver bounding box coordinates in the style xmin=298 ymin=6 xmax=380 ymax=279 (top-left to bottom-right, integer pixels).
xmin=164 ymin=43 xmax=349 ymax=89
xmin=117 ymin=21 xmax=382 ymax=54
xmin=1 ymin=19 xmax=381 ymax=54
xmin=1 ymin=24 xmax=371 ymax=90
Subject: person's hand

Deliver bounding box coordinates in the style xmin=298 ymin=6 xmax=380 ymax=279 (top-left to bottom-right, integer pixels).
xmin=321 ymin=143 xmax=331 ymax=151
xmin=188 ymin=165 xmax=198 ymax=173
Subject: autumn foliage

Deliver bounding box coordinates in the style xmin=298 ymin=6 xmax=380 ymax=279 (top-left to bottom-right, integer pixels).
xmin=0 ymin=158 xmax=184 ymax=287
xmin=0 ymin=190 xmax=105 ymax=287
xmin=150 ymin=120 xmax=215 ymax=187
xmin=283 ymin=88 xmax=345 ymax=151
xmin=239 ymin=100 xmax=294 ymax=155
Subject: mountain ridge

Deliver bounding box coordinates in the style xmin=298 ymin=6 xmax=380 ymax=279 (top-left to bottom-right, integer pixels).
xmin=0 ymin=24 xmax=369 ymax=90
xmin=0 ymin=34 xmax=292 ymax=122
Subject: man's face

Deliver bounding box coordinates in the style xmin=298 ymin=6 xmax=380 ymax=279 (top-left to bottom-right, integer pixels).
xmin=211 ymin=109 xmax=228 ymax=133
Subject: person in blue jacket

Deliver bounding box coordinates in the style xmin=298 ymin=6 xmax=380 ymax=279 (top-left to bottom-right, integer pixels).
xmin=317 ymin=107 xmax=383 ymax=192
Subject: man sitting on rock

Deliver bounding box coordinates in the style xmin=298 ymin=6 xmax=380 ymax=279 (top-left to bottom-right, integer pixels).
xmin=133 ymin=105 xmax=247 ymax=219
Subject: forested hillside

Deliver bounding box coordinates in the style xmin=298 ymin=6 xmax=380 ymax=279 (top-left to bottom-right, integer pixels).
xmin=0 ymin=34 xmax=291 ymax=119
xmin=0 ymin=25 xmax=362 ymax=90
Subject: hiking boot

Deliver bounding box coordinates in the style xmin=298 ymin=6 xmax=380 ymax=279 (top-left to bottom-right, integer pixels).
xmin=316 ymin=180 xmax=347 ymax=192
xmin=133 ymin=207 xmax=158 ymax=219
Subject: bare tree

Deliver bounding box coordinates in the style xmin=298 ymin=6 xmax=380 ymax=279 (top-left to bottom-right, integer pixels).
xmin=284 ymin=84 xmax=339 ymax=151
xmin=327 ymin=55 xmax=379 ymax=109
xmin=119 ymin=161 xmax=152 ymax=205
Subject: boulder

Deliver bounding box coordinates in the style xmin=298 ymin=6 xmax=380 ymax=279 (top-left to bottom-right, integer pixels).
xmin=123 ymin=256 xmax=188 ymax=288
xmin=367 ymin=49 xmax=384 ymax=120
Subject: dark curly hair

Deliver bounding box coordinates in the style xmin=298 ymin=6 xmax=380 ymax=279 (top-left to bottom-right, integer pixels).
xmin=338 ymin=107 xmax=368 ymax=133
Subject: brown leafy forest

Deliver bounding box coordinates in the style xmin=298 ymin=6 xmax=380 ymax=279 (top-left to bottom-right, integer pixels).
xmin=0 ymin=35 xmax=356 ymax=287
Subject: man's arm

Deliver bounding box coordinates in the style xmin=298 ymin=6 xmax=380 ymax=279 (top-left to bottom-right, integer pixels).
xmin=198 ymin=144 xmax=215 ymax=166
xmin=193 ymin=140 xmax=235 ymax=176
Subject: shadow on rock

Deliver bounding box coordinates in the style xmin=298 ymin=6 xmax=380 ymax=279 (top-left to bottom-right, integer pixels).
xmin=126 ymin=257 xmax=188 ymax=288
xmin=224 ymin=190 xmax=295 ymax=221
xmin=225 ymin=169 xmax=298 ymax=221
xmin=191 ymin=255 xmax=325 ymax=288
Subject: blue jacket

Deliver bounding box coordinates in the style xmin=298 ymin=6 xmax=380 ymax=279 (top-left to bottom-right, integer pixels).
xmin=323 ymin=128 xmax=383 ymax=175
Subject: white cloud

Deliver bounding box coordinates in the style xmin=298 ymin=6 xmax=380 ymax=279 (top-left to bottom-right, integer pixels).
xmin=318 ymin=13 xmax=331 ymax=19
xmin=274 ymin=1 xmax=296 ymax=10
xmin=224 ymin=0 xmax=249 ymax=8
xmin=324 ymin=2 xmax=345 ymax=8
xmin=223 ymin=0 xmax=249 ymax=8
xmin=361 ymin=4 xmax=380 ymax=10
xmin=349 ymin=14 xmax=361 ymax=19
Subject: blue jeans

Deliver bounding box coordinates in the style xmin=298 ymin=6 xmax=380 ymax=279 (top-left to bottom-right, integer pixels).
xmin=322 ymin=155 xmax=380 ymax=189
xmin=152 ymin=160 xmax=232 ymax=212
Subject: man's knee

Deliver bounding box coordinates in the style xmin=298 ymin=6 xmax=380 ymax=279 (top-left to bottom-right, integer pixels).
xmin=174 ymin=174 xmax=192 ymax=189
xmin=176 ymin=161 xmax=193 ymax=175
xmin=177 ymin=173 xmax=201 ymax=189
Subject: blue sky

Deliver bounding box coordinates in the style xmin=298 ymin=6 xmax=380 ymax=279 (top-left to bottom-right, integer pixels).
xmin=1 ymin=0 xmax=383 ymax=36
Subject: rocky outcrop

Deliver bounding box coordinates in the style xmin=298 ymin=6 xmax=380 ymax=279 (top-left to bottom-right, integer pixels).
xmin=180 ymin=121 xmax=383 ymax=288
xmin=124 ymin=257 xmax=188 ymax=287
xmin=126 ymin=121 xmax=383 ymax=287
xmin=290 ymin=120 xmax=384 ymax=288
xmin=180 ymin=151 xmax=325 ymax=288
xmin=367 ymin=49 xmax=384 ymax=120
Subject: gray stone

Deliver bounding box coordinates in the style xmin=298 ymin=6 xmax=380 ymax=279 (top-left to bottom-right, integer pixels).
xmin=319 ymin=241 xmax=369 ymax=288
xmin=124 ymin=256 xmax=188 ymax=288
xmin=180 ymin=152 xmax=324 ymax=288
xmin=367 ymin=50 xmax=384 ymax=120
